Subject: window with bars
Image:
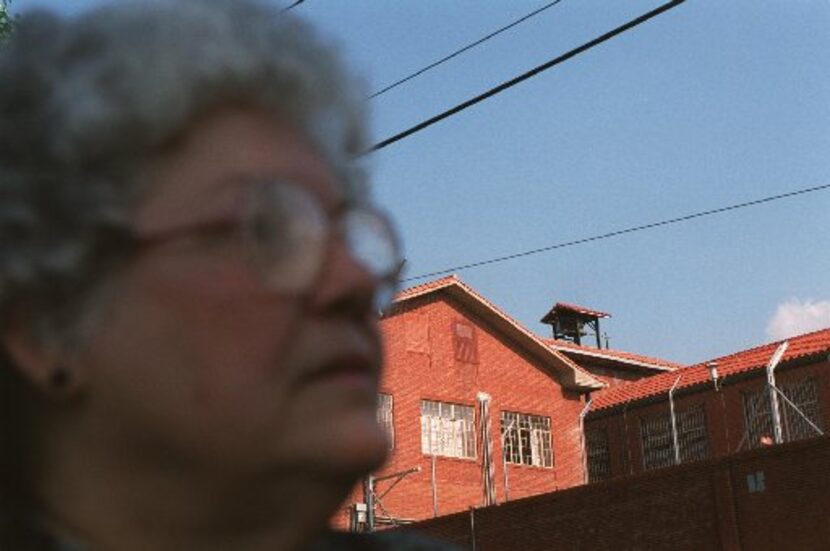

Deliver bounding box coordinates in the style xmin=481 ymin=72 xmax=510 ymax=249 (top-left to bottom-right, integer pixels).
xmin=585 ymin=427 xmax=611 ymax=482
xmin=420 ymin=400 xmax=476 ymax=459
xmin=641 ymin=404 xmax=709 ymax=471
xmin=377 ymin=393 xmax=394 ymax=450
xmin=500 ymin=411 xmax=553 ymax=468
xmin=743 ymin=377 xmax=824 ymax=448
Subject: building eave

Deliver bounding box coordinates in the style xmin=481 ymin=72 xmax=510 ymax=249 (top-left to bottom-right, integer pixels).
xmin=390 ymin=276 xmax=605 ymax=392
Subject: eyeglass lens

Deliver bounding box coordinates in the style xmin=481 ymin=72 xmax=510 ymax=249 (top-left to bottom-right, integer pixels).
xmin=243 ymin=181 xmax=402 ymax=299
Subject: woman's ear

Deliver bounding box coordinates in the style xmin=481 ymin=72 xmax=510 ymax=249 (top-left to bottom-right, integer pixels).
xmin=2 ymin=327 xmax=85 ymax=400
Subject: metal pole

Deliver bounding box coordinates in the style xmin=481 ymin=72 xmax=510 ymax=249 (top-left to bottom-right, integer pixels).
xmin=500 ymin=418 xmax=516 ymax=502
xmin=771 ymin=384 xmax=824 ymax=436
xmin=469 ymin=507 xmax=477 ymax=551
xmin=766 ymin=342 xmax=789 ymax=444
xmin=668 ymin=375 xmax=682 ymax=466
xmin=363 ymin=475 xmax=375 ymax=532
xmin=579 ymin=398 xmax=593 ymax=483
xmin=429 ymin=423 xmax=438 ymax=517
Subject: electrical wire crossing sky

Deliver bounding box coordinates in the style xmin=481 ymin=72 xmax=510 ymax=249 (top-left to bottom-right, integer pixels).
xmin=10 ymin=0 xmax=830 ymax=364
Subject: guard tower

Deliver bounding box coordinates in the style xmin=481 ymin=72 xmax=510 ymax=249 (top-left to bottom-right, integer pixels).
xmin=541 ymin=302 xmax=610 ymax=349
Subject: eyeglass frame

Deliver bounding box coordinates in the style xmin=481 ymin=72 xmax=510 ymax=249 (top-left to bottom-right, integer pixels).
xmin=125 ymin=179 xmax=403 ymax=307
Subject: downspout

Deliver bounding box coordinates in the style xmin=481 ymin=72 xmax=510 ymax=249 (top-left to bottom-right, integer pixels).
xmin=579 ymin=397 xmax=593 ymax=484
xmin=668 ymin=375 xmax=683 ymax=466
xmin=766 ymin=341 xmax=789 ymax=444
xmin=476 ymin=392 xmax=496 ymax=507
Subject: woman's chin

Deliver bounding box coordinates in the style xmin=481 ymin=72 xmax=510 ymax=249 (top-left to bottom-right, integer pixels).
xmin=298 ymin=413 xmax=390 ymax=479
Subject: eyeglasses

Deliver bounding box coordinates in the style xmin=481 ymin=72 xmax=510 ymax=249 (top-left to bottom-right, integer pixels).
xmin=132 ymin=180 xmax=403 ymax=310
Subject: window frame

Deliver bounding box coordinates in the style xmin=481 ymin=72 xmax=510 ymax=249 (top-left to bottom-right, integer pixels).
xmin=500 ymin=410 xmax=554 ymax=468
xmin=585 ymin=427 xmax=612 ymax=482
xmin=742 ymin=376 xmax=824 ymax=448
xmin=420 ymin=399 xmax=477 ymax=460
xmin=640 ymin=403 xmax=709 ymax=471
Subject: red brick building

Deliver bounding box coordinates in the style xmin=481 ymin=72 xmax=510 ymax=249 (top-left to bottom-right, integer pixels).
xmin=584 ymin=328 xmax=830 ymax=483
xmin=545 ymin=337 xmax=681 ymax=388
xmin=338 ymin=276 xmax=672 ymax=529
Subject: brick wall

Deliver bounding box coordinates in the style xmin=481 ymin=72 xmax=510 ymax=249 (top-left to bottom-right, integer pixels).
xmin=586 ymin=359 xmax=830 ymax=478
xmin=335 ymin=293 xmax=588 ymax=528
xmin=402 ymin=436 xmax=830 ymax=550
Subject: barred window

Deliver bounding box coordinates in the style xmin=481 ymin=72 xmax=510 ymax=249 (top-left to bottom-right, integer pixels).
xmin=677 ymin=405 xmax=710 ymax=462
xmin=743 ymin=377 xmax=824 ymax=449
xmin=641 ymin=404 xmax=709 ymax=471
xmin=377 ymin=393 xmax=394 ymax=449
xmin=501 ymin=411 xmax=553 ymax=468
xmin=421 ymin=400 xmax=476 ymax=459
xmin=641 ymin=414 xmax=674 ymax=471
xmin=586 ymin=428 xmax=611 ymax=482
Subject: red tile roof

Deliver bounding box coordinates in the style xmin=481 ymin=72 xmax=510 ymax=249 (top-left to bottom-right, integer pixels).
xmin=394 ymin=274 xmax=459 ymax=302
xmin=551 ymin=302 xmax=611 ymax=318
xmin=540 ymin=302 xmax=611 ymax=325
xmin=390 ymin=275 xmax=605 ymax=391
xmin=544 ymin=339 xmax=683 ymax=372
xmin=591 ymin=327 xmax=830 ymax=412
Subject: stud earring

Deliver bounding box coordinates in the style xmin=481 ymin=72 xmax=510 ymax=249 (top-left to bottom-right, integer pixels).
xmin=49 ymin=367 xmax=71 ymax=389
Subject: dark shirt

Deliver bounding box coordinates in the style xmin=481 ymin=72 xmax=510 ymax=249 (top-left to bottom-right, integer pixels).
xmin=308 ymin=530 xmax=463 ymax=551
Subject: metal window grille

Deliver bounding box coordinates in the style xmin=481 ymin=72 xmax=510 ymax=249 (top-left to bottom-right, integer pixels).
xmin=743 ymin=377 xmax=824 ymax=448
xmin=743 ymin=389 xmax=774 ymax=448
xmin=641 ymin=414 xmax=674 ymax=471
xmin=781 ymin=378 xmax=823 ymax=440
xmin=377 ymin=393 xmax=394 ymax=450
xmin=420 ymin=400 xmax=476 ymax=459
xmin=586 ymin=428 xmax=611 ymax=482
xmin=500 ymin=411 xmax=553 ymax=468
xmin=641 ymin=404 xmax=709 ymax=471
xmin=677 ymin=405 xmax=710 ymax=462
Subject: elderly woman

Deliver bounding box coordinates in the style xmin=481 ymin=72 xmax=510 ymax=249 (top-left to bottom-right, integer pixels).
xmin=0 ymin=1 xmax=451 ymax=549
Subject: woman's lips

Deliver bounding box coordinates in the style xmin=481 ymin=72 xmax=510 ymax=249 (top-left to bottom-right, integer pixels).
xmin=300 ymin=353 xmax=379 ymax=394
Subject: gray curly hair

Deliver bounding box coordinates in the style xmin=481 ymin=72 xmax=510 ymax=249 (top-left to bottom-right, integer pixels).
xmin=0 ymin=0 xmax=371 ymax=342
xmin=0 ymin=2 xmax=371 ymax=540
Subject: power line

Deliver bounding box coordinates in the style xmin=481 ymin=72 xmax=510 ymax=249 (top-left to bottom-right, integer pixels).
xmin=402 ymin=183 xmax=830 ymax=283
xmin=281 ymin=0 xmax=305 ymax=12
xmin=366 ymin=0 xmax=686 ymax=155
xmin=369 ymin=0 xmax=567 ymax=100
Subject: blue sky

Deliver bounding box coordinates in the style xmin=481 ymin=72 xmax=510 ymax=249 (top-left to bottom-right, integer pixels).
xmin=12 ymin=0 xmax=830 ymax=364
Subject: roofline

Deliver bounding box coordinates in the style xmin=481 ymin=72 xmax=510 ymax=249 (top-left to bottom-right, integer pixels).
xmin=548 ymin=343 xmax=677 ymax=372
xmin=587 ymin=349 xmax=828 ymax=417
xmin=390 ymin=277 xmax=606 ymax=392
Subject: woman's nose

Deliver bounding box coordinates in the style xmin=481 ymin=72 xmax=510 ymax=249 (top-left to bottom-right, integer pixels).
xmin=307 ymin=237 xmax=379 ymax=318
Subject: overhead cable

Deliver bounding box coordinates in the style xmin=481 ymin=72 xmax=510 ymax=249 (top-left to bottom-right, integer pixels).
xmin=366 ymin=0 xmax=686 ymax=155
xmin=281 ymin=0 xmax=305 ymax=12
xmin=369 ymin=0 xmax=567 ymax=100
xmin=402 ymin=182 xmax=830 ymax=282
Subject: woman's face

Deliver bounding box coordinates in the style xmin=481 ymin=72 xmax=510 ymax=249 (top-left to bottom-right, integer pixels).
xmin=76 ymin=107 xmax=389 ymax=484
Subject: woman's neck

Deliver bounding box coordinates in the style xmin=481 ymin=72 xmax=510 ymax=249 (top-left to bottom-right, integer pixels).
xmin=35 ymin=424 xmax=355 ymax=551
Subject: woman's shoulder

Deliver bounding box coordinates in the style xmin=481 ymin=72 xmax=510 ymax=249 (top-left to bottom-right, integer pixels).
xmin=308 ymin=530 xmax=464 ymax=551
